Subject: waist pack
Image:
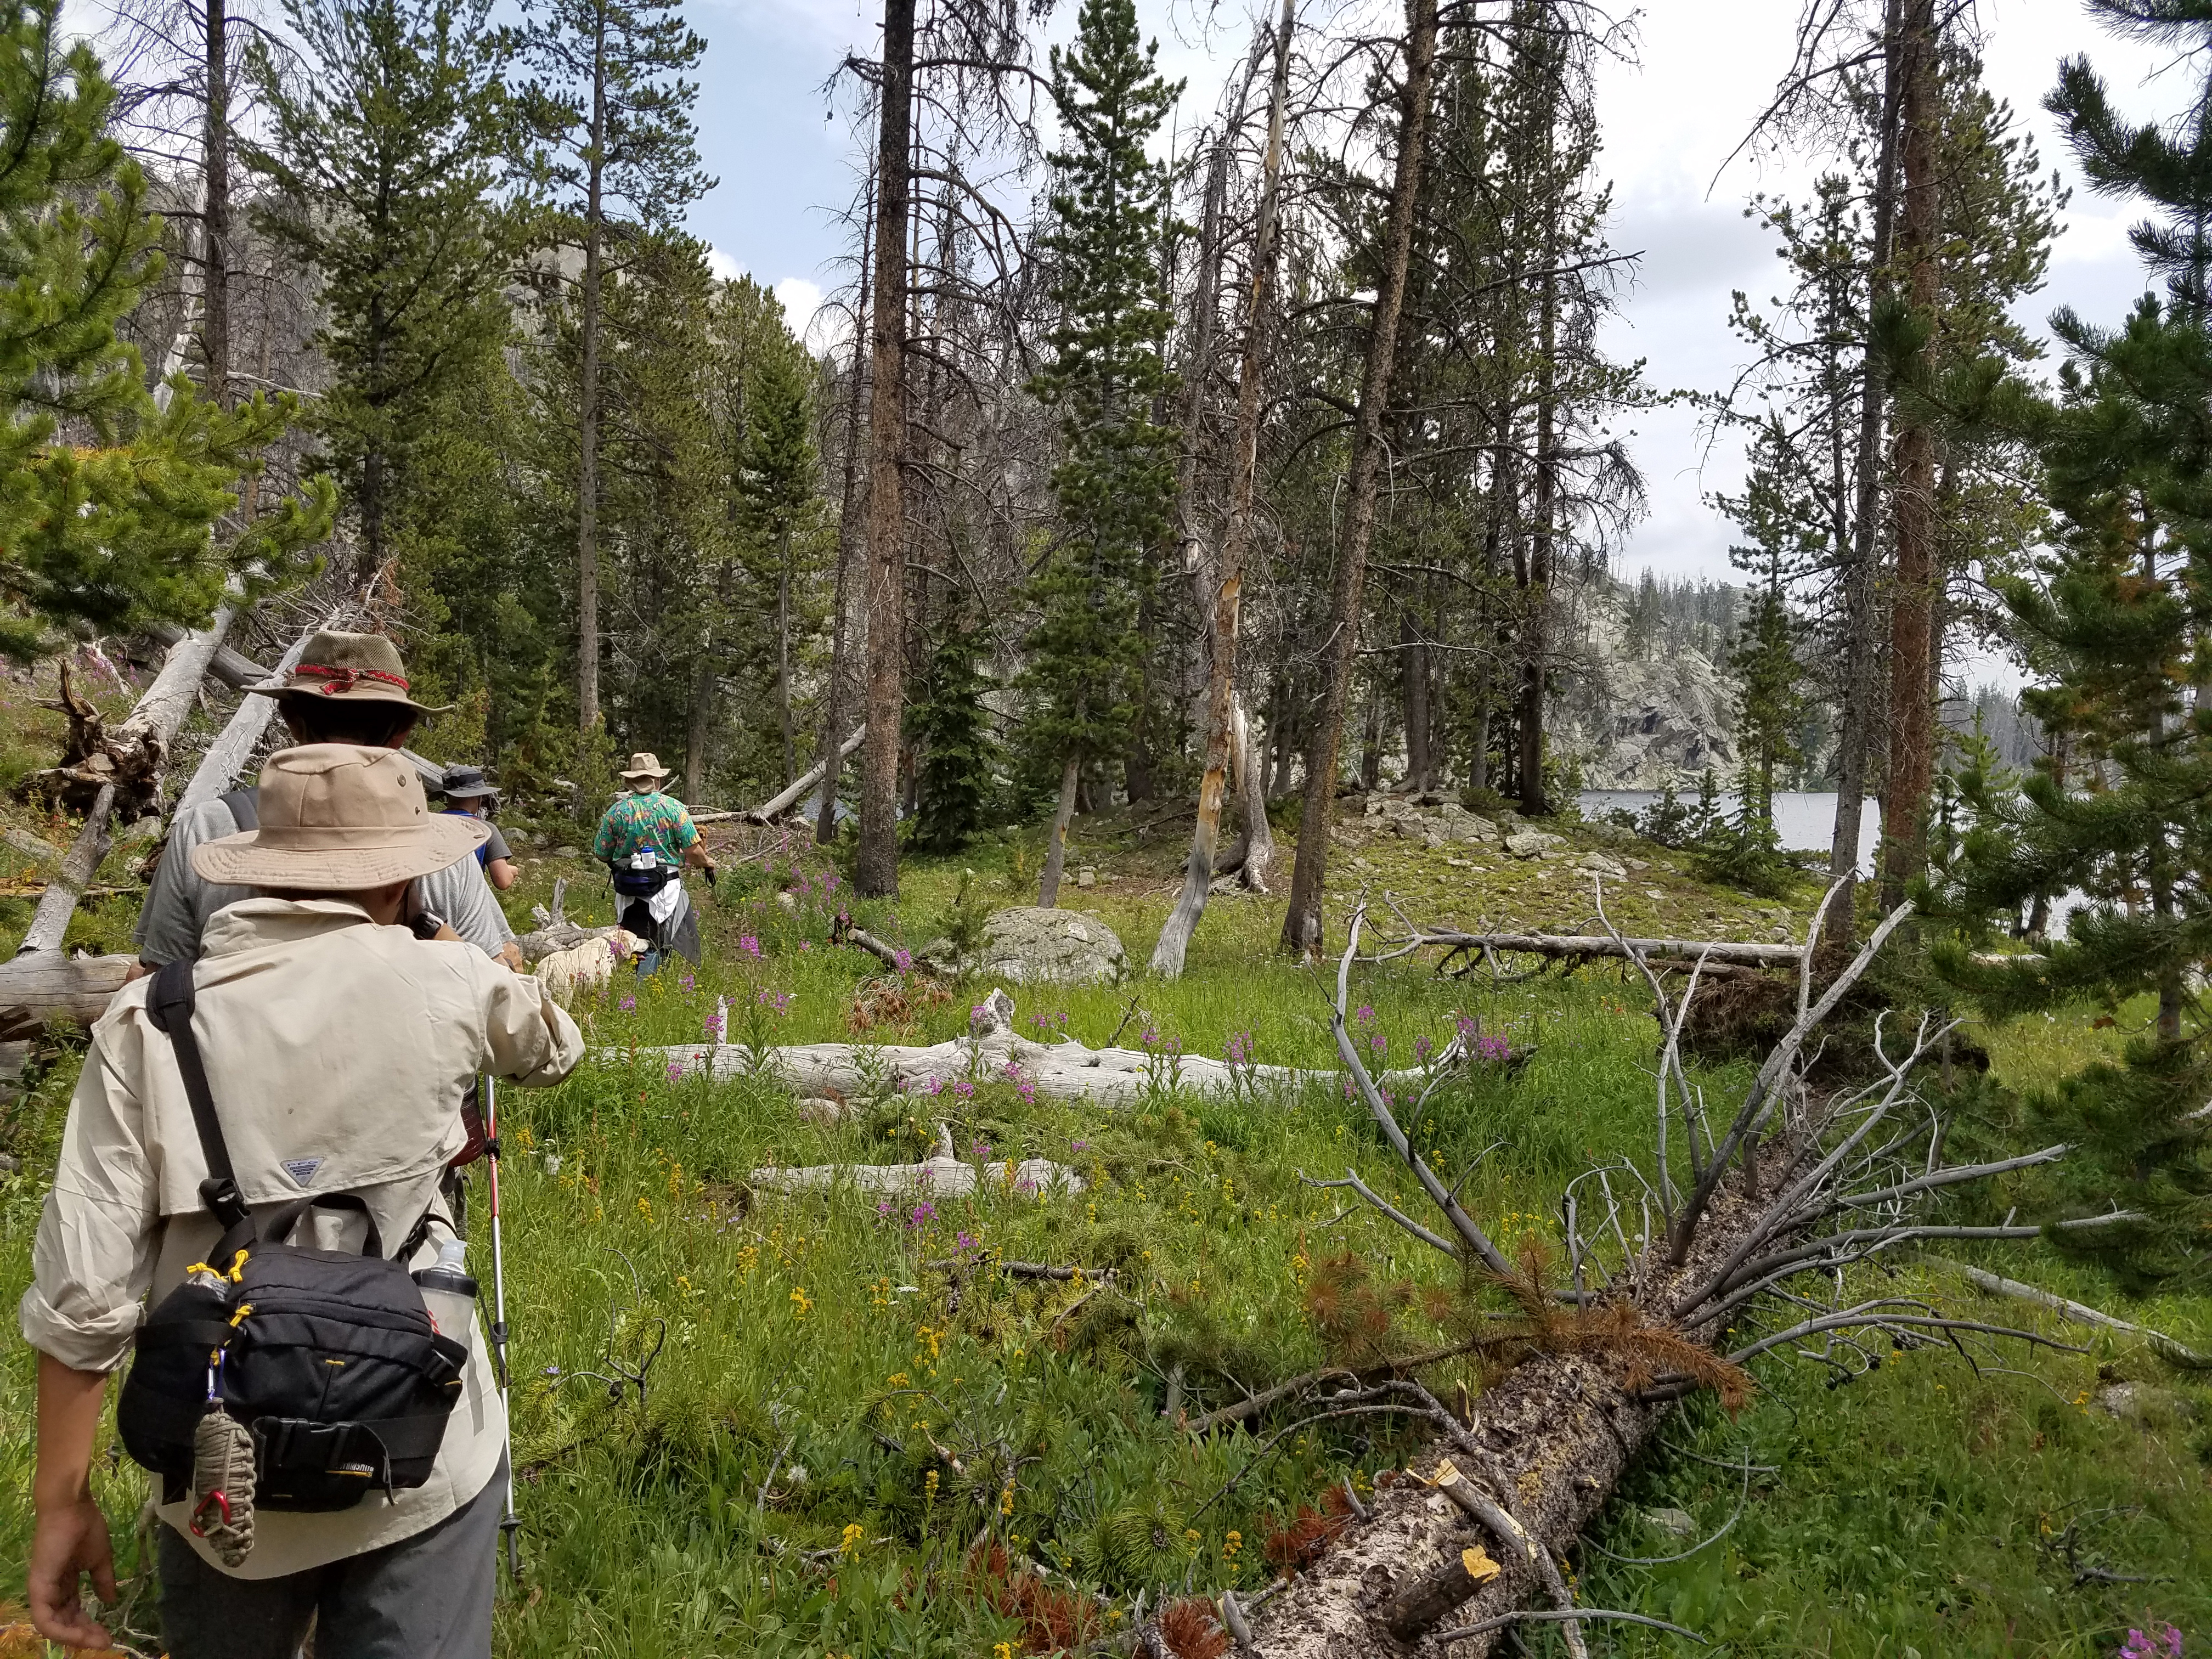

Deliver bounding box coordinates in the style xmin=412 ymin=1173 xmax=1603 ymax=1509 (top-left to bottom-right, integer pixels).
xmin=611 ymin=853 xmax=675 ymax=896
xmin=117 ymin=961 xmax=468 ymax=1513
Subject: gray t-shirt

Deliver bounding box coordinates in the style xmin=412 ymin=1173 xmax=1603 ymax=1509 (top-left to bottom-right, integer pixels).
xmin=136 ymin=794 xmax=516 ymax=966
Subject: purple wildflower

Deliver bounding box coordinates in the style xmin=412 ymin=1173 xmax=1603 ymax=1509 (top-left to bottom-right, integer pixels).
xmin=703 ymin=1012 xmax=725 ymax=1040
xmin=956 ymin=1229 xmax=980 ymax=1252
xmin=1414 ymin=1033 xmax=1434 ymax=1062
xmin=679 ymin=973 xmax=695 ymax=993
xmin=665 ymin=1061 xmax=685 ymax=1084
xmin=1225 ymin=1031 xmax=1255 ymax=1066
xmin=952 ymin=1079 xmax=975 ymax=1101
xmin=738 ymin=934 xmax=761 ymax=960
xmin=970 ymin=1139 xmax=994 ymax=1160
xmin=907 ymin=1201 xmax=938 ymax=1229
xmin=894 ymin=948 xmax=913 ymax=974
xmin=1355 ymin=1004 xmax=1376 ymax=1029
xmin=619 ymin=994 xmax=637 ymax=1013
xmin=757 ymin=988 xmax=793 ymax=1015
xmin=1071 ymin=1138 xmax=1091 ymax=1152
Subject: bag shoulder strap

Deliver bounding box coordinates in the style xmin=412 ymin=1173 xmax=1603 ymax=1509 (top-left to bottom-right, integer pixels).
xmin=219 ymin=786 xmax=258 ymax=832
xmin=145 ymin=960 xmax=249 ymax=1230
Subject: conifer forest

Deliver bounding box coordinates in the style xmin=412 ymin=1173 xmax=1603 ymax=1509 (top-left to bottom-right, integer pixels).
xmin=9 ymin=0 xmax=2212 ymax=1651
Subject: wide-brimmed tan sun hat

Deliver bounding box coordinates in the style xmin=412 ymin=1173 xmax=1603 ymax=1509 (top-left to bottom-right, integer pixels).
xmin=618 ymin=751 xmax=672 ymax=782
xmin=192 ymin=744 xmax=488 ymax=890
xmin=244 ymin=629 xmax=453 ymax=715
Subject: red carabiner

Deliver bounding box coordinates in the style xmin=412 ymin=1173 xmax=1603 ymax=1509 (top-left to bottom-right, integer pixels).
xmin=190 ymin=1488 xmax=232 ymax=1537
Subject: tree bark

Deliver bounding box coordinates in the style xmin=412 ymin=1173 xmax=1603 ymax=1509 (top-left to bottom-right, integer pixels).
xmin=201 ymin=0 xmax=230 ymax=409
xmin=1402 ymin=610 xmax=1431 ymax=792
xmin=1152 ymin=0 xmax=1294 ymax=978
xmin=1829 ymin=0 xmax=1904 ymax=943
xmin=1280 ymin=0 xmax=1440 ymax=958
xmin=575 ymin=17 xmax=611 ymax=733
xmin=857 ymin=0 xmax=916 ymax=896
xmin=777 ymin=531 xmax=795 ymax=786
xmin=1038 ymin=755 xmax=1080 ymax=908
xmin=685 ymin=639 xmax=714 ymax=805
xmin=1878 ymin=0 xmax=1938 ymax=915
xmin=818 ymin=167 xmax=875 ymax=845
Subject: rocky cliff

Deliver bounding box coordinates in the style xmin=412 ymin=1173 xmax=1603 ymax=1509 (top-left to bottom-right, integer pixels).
xmin=1552 ymin=588 xmax=1738 ymax=791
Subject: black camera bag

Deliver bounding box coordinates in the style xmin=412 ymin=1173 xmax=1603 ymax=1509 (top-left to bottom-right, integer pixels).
xmin=116 ymin=961 xmax=468 ymax=1511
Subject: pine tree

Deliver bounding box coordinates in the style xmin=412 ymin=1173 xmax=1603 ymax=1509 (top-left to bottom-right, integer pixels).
xmin=1023 ymin=0 xmax=1181 ymax=906
xmin=736 ymin=346 xmax=826 ymax=788
xmin=245 ymin=0 xmax=524 ymax=581
xmin=517 ymin=0 xmax=710 ymax=732
xmin=909 ymin=614 xmax=999 ymax=852
xmin=0 ymin=0 xmax=329 ymax=661
xmin=1937 ymin=4 xmax=2212 ymax=1283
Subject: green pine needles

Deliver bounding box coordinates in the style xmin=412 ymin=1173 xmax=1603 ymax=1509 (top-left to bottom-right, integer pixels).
xmin=910 ymin=616 xmax=1001 ymax=853
xmin=0 ymin=0 xmax=330 ymax=661
xmin=1022 ymin=0 xmax=1183 ymax=786
xmin=1937 ymin=4 xmax=2212 ymax=1284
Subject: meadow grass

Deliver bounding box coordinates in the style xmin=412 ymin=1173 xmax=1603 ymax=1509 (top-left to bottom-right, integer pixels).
xmin=2 ymin=811 xmax=2208 ymax=1656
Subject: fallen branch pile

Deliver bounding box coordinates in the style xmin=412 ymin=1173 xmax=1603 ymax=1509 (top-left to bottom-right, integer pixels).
xmin=1236 ymin=885 xmax=2121 ymax=1655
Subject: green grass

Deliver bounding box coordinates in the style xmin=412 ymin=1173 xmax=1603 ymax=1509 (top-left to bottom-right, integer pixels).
xmin=3 ymin=800 xmax=2208 ymax=1656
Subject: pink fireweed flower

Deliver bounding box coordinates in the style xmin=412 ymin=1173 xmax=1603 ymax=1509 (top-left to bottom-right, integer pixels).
xmin=894 ymin=949 xmax=913 ymax=974
xmin=618 ymin=995 xmax=637 ymax=1013
xmin=665 ymin=1061 xmax=685 ymax=1084
xmin=738 ymin=934 xmax=761 ymax=959
xmin=907 ymin=1201 xmax=937 ymax=1229
xmin=970 ymin=1139 xmax=993 ymax=1160
xmin=1414 ymin=1032 xmax=1434 ymax=1062
xmin=757 ymin=988 xmax=794 ymax=1015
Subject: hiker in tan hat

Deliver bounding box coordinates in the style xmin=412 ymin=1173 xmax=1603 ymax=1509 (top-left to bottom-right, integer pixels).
xmin=592 ymin=752 xmax=716 ymax=974
xmin=136 ymin=631 xmax=522 ymax=972
xmin=23 ymin=743 xmax=584 ymax=1659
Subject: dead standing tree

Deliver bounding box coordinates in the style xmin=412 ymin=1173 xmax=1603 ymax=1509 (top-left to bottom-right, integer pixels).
xmin=1151 ymin=0 xmax=1297 ymax=978
xmin=1238 ymin=889 xmax=2121 ymax=1654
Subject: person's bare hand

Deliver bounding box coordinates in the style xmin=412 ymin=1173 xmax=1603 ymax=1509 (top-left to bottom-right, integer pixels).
xmin=123 ymin=960 xmax=151 ymax=984
xmin=27 ymin=1494 xmax=116 ymax=1648
xmin=498 ymin=940 xmax=525 ymax=973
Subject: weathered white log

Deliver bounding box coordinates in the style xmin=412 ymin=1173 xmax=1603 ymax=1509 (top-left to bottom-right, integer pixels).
xmin=176 ymin=617 xmax=338 ymax=814
xmin=746 ymin=725 xmax=865 ymax=822
xmin=608 ymin=988 xmax=1397 ymax=1107
xmin=145 ymin=621 xmax=269 ymax=692
xmin=14 ymin=785 xmax=116 ymax=957
xmin=0 ymin=952 xmax=134 ymax=1040
xmin=1933 ymin=1258 xmax=2211 ymax=1369
xmin=111 ymin=601 xmax=244 ymax=799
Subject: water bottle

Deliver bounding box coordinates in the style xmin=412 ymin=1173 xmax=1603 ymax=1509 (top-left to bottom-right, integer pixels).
xmin=412 ymin=1238 xmax=478 ymax=1341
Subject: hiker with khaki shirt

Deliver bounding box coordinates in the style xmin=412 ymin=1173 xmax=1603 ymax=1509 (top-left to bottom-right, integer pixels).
xmin=24 ymin=745 xmax=585 ymax=1659
xmin=136 ymin=630 xmax=522 ymax=972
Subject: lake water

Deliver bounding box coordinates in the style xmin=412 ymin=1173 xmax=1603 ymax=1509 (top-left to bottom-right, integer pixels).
xmin=1580 ymin=788 xmax=2086 ymax=937
xmin=1579 ymin=789 xmax=1882 ymax=872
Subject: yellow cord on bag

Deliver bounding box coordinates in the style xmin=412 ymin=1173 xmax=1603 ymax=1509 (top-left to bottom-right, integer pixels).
xmin=184 ymin=1249 xmax=250 ymax=1284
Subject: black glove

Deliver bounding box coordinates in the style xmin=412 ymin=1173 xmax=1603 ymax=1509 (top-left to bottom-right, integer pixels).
xmin=704 ymin=864 xmax=718 ymax=888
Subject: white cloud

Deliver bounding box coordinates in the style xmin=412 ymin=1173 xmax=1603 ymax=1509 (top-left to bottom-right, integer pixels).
xmin=706 ymin=246 xmax=745 ymax=282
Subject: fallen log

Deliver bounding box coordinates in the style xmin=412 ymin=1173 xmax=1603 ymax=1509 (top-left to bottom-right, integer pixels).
xmin=32 ymin=605 xmax=243 ymax=818
xmin=174 ymin=616 xmax=341 ymax=815
xmin=1377 ymin=928 xmax=1805 ymax=969
xmin=145 ymin=619 xmax=270 ymax=693
xmin=0 ymin=952 xmax=134 ymax=1041
xmin=1932 ymin=1257 xmax=2212 ymax=1370
xmin=610 ymin=987 xmax=1412 ymax=1107
xmin=744 ymin=725 xmax=865 ymax=822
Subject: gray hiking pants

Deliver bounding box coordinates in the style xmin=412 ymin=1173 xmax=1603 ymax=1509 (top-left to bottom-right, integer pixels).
xmin=156 ymin=1455 xmax=506 ymax=1659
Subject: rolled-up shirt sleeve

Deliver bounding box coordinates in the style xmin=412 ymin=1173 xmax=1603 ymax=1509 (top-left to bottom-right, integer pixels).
xmin=481 ymin=962 xmax=584 ymax=1086
xmin=19 ymin=1026 xmax=161 ymax=1372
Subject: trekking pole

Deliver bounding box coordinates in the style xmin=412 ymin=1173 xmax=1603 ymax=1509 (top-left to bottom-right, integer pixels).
xmin=481 ymin=1071 xmax=523 ymax=1580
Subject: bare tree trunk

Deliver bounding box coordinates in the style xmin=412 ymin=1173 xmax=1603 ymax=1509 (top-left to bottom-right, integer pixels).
xmin=685 ymin=640 xmax=714 ymax=805
xmin=177 ymin=617 xmax=334 ymax=815
xmin=816 ymin=171 xmax=875 ymax=845
xmin=1279 ymin=0 xmax=1439 ymax=958
xmin=857 ymin=0 xmax=916 ymax=896
xmin=1515 ymin=54 xmax=1562 ymax=819
xmin=1879 ymin=0 xmax=1938 ymax=915
xmin=575 ymin=26 xmax=611 ymax=733
xmin=1402 ymin=610 xmax=1430 ymax=792
xmin=1829 ymin=0 xmax=1904 ymax=941
xmin=1038 ymin=755 xmax=1080 ymax=907
xmin=777 ymin=532 xmax=795 ymax=786
xmin=201 ymin=0 xmax=230 ymax=409
xmin=1152 ymin=0 xmax=1294 ymax=979
xmin=1227 ymin=693 xmax=1276 ymax=889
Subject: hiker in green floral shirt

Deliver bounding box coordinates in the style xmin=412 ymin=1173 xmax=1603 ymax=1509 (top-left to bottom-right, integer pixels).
xmin=594 ymin=753 xmax=716 ymax=974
